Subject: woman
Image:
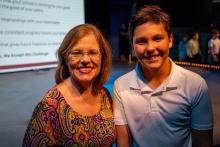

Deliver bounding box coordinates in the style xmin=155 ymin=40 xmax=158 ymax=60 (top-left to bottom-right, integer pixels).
xmin=23 ymin=24 xmax=116 ymax=146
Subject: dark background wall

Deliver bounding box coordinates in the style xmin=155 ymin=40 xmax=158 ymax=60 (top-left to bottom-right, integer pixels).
xmin=84 ymin=0 xmax=110 ymax=36
xmin=84 ymin=0 xmax=219 ymax=58
xmin=212 ymin=2 xmax=220 ymax=27
xmin=133 ymin=0 xmax=213 ymax=28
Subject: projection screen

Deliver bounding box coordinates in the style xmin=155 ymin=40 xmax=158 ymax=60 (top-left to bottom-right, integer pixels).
xmin=0 ymin=0 xmax=84 ymax=73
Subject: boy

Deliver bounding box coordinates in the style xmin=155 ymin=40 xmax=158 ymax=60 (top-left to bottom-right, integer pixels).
xmin=113 ymin=5 xmax=213 ymax=147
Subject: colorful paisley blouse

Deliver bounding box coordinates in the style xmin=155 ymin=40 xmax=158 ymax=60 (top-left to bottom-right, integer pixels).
xmin=23 ymin=87 xmax=116 ymax=147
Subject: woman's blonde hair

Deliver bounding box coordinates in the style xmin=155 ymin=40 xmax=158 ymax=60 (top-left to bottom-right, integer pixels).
xmin=55 ymin=24 xmax=112 ymax=89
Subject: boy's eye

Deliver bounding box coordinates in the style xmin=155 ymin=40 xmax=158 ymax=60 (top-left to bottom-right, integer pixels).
xmin=135 ymin=38 xmax=147 ymax=44
xmin=154 ymin=36 xmax=163 ymax=41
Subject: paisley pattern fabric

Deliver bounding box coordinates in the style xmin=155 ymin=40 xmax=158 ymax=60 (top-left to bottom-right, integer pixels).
xmin=23 ymin=87 xmax=116 ymax=147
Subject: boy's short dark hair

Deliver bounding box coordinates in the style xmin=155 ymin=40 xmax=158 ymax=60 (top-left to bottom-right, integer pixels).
xmin=129 ymin=5 xmax=171 ymax=48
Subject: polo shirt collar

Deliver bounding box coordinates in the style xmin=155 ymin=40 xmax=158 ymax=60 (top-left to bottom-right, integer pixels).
xmin=129 ymin=59 xmax=178 ymax=93
xmin=128 ymin=64 xmax=147 ymax=91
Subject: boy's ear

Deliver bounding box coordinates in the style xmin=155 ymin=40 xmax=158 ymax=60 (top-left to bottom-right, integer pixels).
xmin=169 ymin=34 xmax=173 ymax=48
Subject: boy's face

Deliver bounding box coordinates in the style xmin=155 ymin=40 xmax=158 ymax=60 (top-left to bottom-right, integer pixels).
xmin=133 ymin=22 xmax=173 ymax=72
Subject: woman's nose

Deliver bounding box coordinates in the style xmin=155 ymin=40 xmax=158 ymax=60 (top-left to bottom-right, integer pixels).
xmin=80 ymin=54 xmax=91 ymax=64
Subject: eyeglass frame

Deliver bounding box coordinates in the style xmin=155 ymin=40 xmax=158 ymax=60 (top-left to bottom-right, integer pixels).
xmin=67 ymin=49 xmax=102 ymax=61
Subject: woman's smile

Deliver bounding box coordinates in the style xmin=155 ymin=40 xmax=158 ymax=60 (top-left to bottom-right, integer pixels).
xmin=77 ymin=66 xmax=94 ymax=74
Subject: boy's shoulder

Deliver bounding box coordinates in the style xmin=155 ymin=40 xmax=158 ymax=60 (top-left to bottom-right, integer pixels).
xmin=175 ymin=64 xmax=206 ymax=83
xmin=116 ymin=68 xmax=136 ymax=82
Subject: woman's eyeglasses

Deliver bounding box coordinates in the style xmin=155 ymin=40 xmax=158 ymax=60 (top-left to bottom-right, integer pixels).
xmin=68 ymin=50 xmax=101 ymax=61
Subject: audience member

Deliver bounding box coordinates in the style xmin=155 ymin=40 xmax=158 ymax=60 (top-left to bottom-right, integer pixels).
xmin=178 ymin=33 xmax=189 ymax=61
xmin=186 ymin=31 xmax=201 ymax=63
xmin=119 ymin=23 xmax=130 ymax=62
xmin=208 ymin=28 xmax=220 ymax=65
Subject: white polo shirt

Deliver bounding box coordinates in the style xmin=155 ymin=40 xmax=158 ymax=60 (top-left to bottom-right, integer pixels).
xmin=113 ymin=60 xmax=213 ymax=147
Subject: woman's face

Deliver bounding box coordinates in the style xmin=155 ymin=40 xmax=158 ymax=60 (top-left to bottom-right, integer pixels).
xmin=133 ymin=22 xmax=173 ymax=72
xmin=66 ymin=33 xmax=102 ymax=87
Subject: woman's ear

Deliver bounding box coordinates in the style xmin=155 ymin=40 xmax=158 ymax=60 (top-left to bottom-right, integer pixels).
xmin=64 ymin=52 xmax=69 ymax=65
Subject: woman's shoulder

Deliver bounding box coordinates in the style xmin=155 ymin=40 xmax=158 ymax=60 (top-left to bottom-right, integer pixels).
xmin=100 ymin=87 xmax=113 ymax=107
xmin=29 ymin=87 xmax=62 ymax=124
xmin=41 ymin=86 xmax=63 ymax=107
xmin=101 ymin=87 xmax=111 ymax=97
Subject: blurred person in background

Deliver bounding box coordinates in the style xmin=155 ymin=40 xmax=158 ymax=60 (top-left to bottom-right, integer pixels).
xmin=208 ymin=28 xmax=220 ymax=65
xmin=186 ymin=31 xmax=201 ymax=63
xmin=178 ymin=33 xmax=189 ymax=61
xmin=119 ymin=23 xmax=130 ymax=62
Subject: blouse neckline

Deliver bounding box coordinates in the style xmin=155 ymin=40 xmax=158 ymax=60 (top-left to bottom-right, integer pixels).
xmin=53 ymin=87 xmax=105 ymax=118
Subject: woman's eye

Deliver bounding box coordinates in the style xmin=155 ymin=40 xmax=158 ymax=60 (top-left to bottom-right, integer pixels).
xmin=89 ymin=51 xmax=98 ymax=55
xmin=70 ymin=51 xmax=82 ymax=57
